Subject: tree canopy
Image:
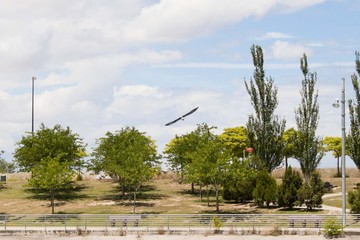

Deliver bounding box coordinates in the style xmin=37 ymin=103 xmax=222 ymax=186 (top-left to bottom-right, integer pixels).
xmin=164 ymin=133 xmax=198 ymax=182
xmin=348 ymin=51 xmax=360 ymax=170
xmin=294 ymin=54 xmax=324 ymax=183
xmin=282 ymin=128 xmax=297 ymax=169
xmin=14 ymin=123 xmax=86 ymax=172
xmin=184 ymin=123 xmax=232 ymax=213
xmin=13 ymin=123 xmax=86 ymax=213
xmin=245 ymin=45 xmax=286 ymax=172
xmin=0 ymin=151 xmax=15 ymax=173
xmin=91 ymin=126 xmax=160 ymax=213
xmin=218 ymin=126 xmax=248 ymax=159
xmin=323 ymin=136 xmax=342 ymax=176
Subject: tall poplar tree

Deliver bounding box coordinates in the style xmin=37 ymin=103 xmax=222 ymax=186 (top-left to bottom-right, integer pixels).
xmin=348 ymin=51 xmax=360 ymax=169
xmin=245 ymin=45 xmax=286 ymax=172
xmin=294 ymin=54 xmax=324 ymax=183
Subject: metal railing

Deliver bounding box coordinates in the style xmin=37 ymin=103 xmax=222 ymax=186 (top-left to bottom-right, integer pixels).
xmin=1 ymin=214 xmax=360 ymax=233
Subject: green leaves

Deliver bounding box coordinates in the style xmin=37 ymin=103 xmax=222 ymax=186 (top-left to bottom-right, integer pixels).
xmin=278 ymin=166 xmax=303 ymax=209
xmin=13 ymin=124 xmax=86 ymax=213
xmin=218 ymin=126 xmax=248 ymax=159
xmin=294 ymin=54 xmax=324 ymax=182
xmin=91 ymin=126 xmax=160 ymax=192
xmin=245 ymin=45 xmax=286 ymax=172
xmin=29 ymin=156 xmax=74 ymax=191
xmin=252 ymin=170 xmax=277 ymax=207
xmin=14 ymin=123 xmax=86 ymax=172
xmin=0 ymin=150 xmax=15 ymax=173
xmin=348 ymin=51 xmax=360 ymax=170
xmin=91 ymin=126 xmax=160 ymax=213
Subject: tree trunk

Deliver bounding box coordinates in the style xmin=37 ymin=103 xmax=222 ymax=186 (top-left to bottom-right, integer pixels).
xmin=206 ymin=185 xmax=210 ymax=207
xmin=200 ymin=185 xmax=203 ymax=201
xmin=50 ymin=190 xmax=55 ymax=214
xmin=304 ymin=173 xmax=310 ymax=185
xmin=337 ymin=156 xmax=340 ymax=177
xmin=285 ymin=156 xmax=288 ymax=170
xmin=215 ymin=187 xmax=219 ymax=214
xmin=133 ymin=191 xmax=136 ymax=213
xmin=191 ymin=182 xmax=195 ymax=194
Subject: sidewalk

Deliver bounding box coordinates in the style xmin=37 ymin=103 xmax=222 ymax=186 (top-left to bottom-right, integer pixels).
xmin=1 ymin=234 xmax=359 ymax=240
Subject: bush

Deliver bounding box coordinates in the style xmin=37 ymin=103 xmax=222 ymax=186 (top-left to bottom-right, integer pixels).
xmin=252 ymin=170 xmax=277 ymax=207
xmin=212 ymin=215 xmax=223 ymax=234
xmin=297 ymin=171 xmax=324 ymax=210
xmin=222 ymin=159 xmax=257 ymax=202
xmin=323 ymin=218 xmax=343 ymax=238
xmin=277 ymin=166 xmax=303 ymax=208
xmin=348 ymin=188 xmax=360 ymax=213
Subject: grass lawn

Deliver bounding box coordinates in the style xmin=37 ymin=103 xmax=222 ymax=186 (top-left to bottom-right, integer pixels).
xmin=0 ymin=168 xmax=360 ymax=215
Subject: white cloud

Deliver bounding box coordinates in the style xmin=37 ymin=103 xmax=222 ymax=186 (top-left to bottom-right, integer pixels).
xmin=0 ymin=0 xmax=354 ymax=171
xmin=271 ymin=40 xmax=312 ymax=60
xmin=124 ymin=0 xmax=325 ymax=42
xmin=256 ymin=32 xmax=294 ymax=40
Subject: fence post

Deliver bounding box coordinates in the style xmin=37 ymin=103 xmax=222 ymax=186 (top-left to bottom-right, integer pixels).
xmin=252 ymin=214 xmax=255 ymax=234
xmin=85 ymin=215 xmax=87 ymax=231
xmin=188 ymin=215 xmax=191 ymax=232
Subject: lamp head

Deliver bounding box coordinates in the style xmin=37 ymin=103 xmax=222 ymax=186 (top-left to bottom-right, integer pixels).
xmin=332 ymin=99 xmax=340 ymax=108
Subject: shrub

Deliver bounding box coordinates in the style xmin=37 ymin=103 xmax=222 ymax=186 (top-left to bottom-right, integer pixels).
xmin=323 ymin=218 xmax=343 ymax=238
xmin=297 ymin=171 xmax=324 ymax=210
xmin=348 ymin=188 xmax=360 ymax=213
xmin=212 ymin=215 xmax=223 ymax=234
xmin=277 ymin=166 xmax=303 ymax=208
xmin=253 ymin=169 xmax=277 ymax=207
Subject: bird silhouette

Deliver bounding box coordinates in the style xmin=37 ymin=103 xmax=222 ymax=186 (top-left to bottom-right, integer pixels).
xmin=165 ymin=107 xmax=199 ymax=126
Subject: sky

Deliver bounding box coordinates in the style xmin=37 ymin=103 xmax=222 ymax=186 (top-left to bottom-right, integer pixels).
xmin=0 ymin=0 xmax=359 ymax=169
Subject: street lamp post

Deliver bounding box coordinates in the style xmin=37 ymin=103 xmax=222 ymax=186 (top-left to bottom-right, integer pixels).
xmin=332 ymin=78 xmax=346 ymax=227
xmin=32 ymin=77 xmax=36 ymax=133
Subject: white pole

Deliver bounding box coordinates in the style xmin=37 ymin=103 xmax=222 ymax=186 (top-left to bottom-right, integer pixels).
xmin=341 ymin=77 xmax=346 ymax=227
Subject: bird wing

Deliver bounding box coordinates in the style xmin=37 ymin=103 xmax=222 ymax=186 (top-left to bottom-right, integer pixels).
xmin=182 ymin=107 xmax=199 ymax=118
xmin=165 ymin=117 xmax=182 ymax=126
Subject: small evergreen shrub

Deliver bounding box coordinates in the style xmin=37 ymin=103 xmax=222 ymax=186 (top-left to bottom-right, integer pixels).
xmin=348 ymin=188 xmax=360 ymax=214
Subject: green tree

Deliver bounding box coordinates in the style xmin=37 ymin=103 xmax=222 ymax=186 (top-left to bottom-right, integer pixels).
xmin=348 ymin=51 xmax=360 ymax=170
xmin=14 ymin=124 xmax=86 ymax=213
xmin=29 ymin=156 xmax=74 ymax=214
xmin=282 ymin=128 xmax=297 ymax=170
xmin=164 ymin=134 xmax=195 ymax=183
xmin=91 ymin=126 xmax=160 ymax=213
xmin=223 ymin=158 xmax=257 ymax=203
xmin=252 ymin=169 xmax=277 ymax=207
xmin=245 ymin=45 xmax=286 ymax=173
xmin=218 ymin=126 xmax=248 ymax=159
xmin=0 ymin=151 xmax=15 ymax=173
xmin=294 ymin=54 xmax=324 ymax=183
xmin=297 ymin=171 xmax=324 ymax=211
xmin=278 ymin=166 xmax=303 ymax=209
xmin=14 ymin=123 xmax=86 ymax=172
xmin=185 ymin=123 xmax=231 ymax=213
xmin=323 ymin=136 xmax=342 ymax=177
